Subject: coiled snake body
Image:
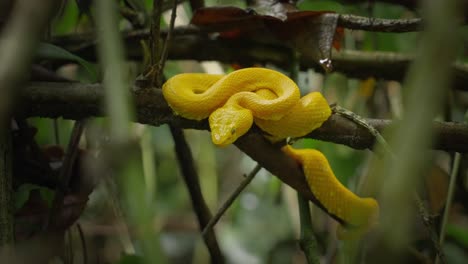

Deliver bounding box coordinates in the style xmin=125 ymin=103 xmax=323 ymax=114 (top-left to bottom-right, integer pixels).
xmin=163 ymin=68 xmax=379 ymax=238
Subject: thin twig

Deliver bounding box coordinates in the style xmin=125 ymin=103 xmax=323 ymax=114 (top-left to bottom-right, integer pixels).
xmin=44 ymin=120 xmax=85 ymax=231
xmin=297 ymin=193 xmax=320 ymax=264
xmin=157 ymin=0 xmax=178 ymax=86
xmin=150 ymin=0 xmax=163 ymax=66
xmin=66 ymin=229 xmax=74 ymax=264
xmin=414 ymin=194 xmax=446 ymax=264
xmin=103 ymin=176 xmax=136 ymax=254
xmin=436 ymin=153 xmax=461 ymax=264
xmin=76 ymin=223 xmax=88 ymax=264
xmin=202 ymin=164 xmax=262 ymax=238
xmin=169 ymin=125 xmax=225 ymax=264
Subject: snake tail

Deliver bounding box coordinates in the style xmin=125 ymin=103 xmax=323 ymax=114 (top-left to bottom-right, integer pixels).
xmin=282 ymin=145 xmax=379 ymax=239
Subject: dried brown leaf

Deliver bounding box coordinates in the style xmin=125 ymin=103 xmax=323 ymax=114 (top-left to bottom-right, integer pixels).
xmin=191 ymin=6 xmax=343 ymax=70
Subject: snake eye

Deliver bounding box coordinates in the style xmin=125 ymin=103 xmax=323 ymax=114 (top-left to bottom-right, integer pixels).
xmin=230 ymin=128 xmax=236 ymax=135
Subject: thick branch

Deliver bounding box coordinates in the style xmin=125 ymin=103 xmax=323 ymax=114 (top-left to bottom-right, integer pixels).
xmin=50 ymin=34 xmax=468 ymax=91
xmin=18 ymin=82 xmax=468 ymax=154
xmin=16 ymin=81 xmax=468 ymax=218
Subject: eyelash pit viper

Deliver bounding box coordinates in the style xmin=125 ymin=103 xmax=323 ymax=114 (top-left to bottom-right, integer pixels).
xmin=162 ymin=67 xmax=379 ymax=239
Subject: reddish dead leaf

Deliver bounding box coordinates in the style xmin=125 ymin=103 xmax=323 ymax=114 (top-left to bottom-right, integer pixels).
xmin=191 ymin=6 xmax=265 ymax=34
xmin=272 ymin=12 xmax=341 ymax=72
xmin=191 ymin=6 xmax=343 ymax=71
xmin=14 ymin=142 xmax=95 ymax=241
xmin=15 ymin=189 xmax=89 ymax=241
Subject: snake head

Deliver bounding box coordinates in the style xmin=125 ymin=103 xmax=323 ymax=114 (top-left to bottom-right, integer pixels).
xmin=209 ymin=106 xmax=253 ymax=147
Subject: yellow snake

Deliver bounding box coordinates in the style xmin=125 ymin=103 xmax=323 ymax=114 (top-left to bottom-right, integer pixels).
xmin=163 ymin=68 xmax=379 ymax=239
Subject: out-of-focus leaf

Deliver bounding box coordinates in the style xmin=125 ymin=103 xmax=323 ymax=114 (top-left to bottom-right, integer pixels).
xmin=446 ymin=224 xmax=468 ymax=248
xmin=118 ymin=254 xmax=145 ymax=264
xmin=36 ymin=42 xmax=97 ymax=80
xmin=425 ymin=165 xmax=449 ymax=214
xmin=191 ymin=6 xmax=343 ymax=71
xmin=15 ymin=184 xmax=54 ymax=211
xmin=52 ymin=1 xmax=79 ymax=34
xmin=358 ymin=77 xmax=376 ymax=98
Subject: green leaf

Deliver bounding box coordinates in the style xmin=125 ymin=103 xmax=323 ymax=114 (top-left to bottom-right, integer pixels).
xmin=52 ymin=1 xmax=79 ymax=34
xmin=14 ymin=184 xmax=55 ymax=210
xmin=39 ymin=187 xmax=55 ymax=207
xmin=36 ymin=42 xmax=97 ymax=80
xmin=446 ymin=224 xmax=468 ymax=248
xmin=118 ymin=254 xmax=145 ymax=264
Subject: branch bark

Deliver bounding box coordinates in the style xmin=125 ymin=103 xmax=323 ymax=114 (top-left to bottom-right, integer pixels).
xmin=18 ymin=82 xmax=468 ymax=153
xmin=15 ymin=81 xmax=468 ymax=212
xmin=338 ymin=15 xmax=422 ymax=32
xmin=336 ymin=0 xmax=419 ymax=10
xmin=50 ymin=33 xmax=468 ymax=91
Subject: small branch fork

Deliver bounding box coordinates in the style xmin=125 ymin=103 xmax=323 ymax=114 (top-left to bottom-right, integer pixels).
xmin=201 ymin=164 xmax=262 ymax=238
xmin=152 ymin=3 xmax=225 ymax=261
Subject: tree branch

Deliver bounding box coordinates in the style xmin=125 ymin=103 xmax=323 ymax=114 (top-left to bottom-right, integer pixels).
xmin=169 ymin=126 xmax=225 ymax=264
xmin=335 ymin=0 xmax=419 ymax=10
xmin=18 ymin=82 xmax=468 ymax=153
xmin=50 ymin=33 xmax=468 ymax=91
xmin=338 ymin=14 xmax=422 ymax=32
xmin=15 ymin=81 xmax=468 ymax=214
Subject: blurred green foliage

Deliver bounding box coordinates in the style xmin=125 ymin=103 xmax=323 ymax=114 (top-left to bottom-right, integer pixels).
xmin=14 ymin=0 xmax=467 ymax=263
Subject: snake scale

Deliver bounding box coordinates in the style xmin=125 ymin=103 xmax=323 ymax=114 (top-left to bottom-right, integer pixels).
xmin=163 ymin=68 xmax=379 ymax=239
